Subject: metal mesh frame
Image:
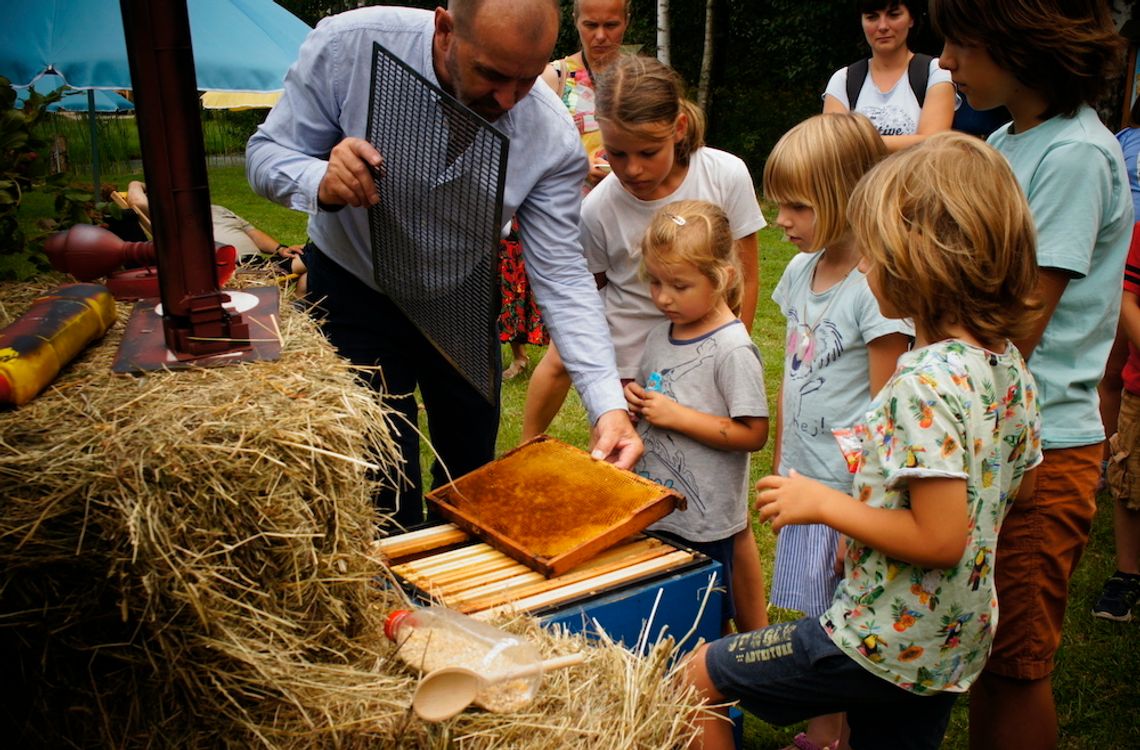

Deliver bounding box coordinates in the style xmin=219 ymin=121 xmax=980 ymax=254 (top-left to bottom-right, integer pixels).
xmin=365 ymin=42 xmax=508 ymax=404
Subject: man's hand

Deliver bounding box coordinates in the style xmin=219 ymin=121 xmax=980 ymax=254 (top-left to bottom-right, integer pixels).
xmin=589 ymin=409 xmax=643 ymax=470
xmin=317 ymin=137 xmax=384 ymax=208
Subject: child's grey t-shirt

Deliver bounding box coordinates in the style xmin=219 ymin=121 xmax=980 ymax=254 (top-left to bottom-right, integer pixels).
xmin=634 ymin=319 xmax=769 ymax=542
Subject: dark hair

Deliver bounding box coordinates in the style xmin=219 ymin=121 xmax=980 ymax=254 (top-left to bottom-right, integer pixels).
xmin=858 ymin=1 xmax=910 ymax=13
xmin=1130 ymin=95 xmax=1140 ymax=128
xmin=930 ymin=0 xmax=1125 ymax=119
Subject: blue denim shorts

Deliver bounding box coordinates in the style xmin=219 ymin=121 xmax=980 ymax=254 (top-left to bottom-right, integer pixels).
xmin=705 ymin=618 xmax=958 ymax=750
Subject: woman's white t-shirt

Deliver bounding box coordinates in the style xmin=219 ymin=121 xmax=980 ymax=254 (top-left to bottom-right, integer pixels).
xmin=823 ymin=57 xmax=953 ymax=137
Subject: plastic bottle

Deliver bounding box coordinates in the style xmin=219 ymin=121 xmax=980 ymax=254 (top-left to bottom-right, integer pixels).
xmin=0 ymin=283 xmax=117 ymax=406
xmin=385 ymin=606 xmax=543 ymax=713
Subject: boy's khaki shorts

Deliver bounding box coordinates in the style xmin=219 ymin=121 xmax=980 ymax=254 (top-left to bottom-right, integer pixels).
xmin=1107 ymin=389 xmax=1140 ymax=511
xmin=985 ymin=443 xmax=1101 ymax=681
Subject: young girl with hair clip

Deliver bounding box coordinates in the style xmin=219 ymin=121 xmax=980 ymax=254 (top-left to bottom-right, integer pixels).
xmin=764 ymin=111 xmax=912 ymax=750
xmin=683 ymin=131 xmax=1043 ymax=750
xmin=521 ymin=55 xmax=768 ymax=627
xmin=930 ymin=2 xmax=1132 ymax=746
xmin=623 ymin=199 xmax=770 ymax=634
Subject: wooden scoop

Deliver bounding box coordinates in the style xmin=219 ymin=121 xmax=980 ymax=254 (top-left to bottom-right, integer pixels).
xmin=412 ymin=652 xmax=586 ymax=722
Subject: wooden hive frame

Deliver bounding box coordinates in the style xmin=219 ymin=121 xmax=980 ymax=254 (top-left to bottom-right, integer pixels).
xmin=425 ymin=436 xmax=685 ymax=577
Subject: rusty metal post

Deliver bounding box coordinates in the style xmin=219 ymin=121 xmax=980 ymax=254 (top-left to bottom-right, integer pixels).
xmin=118 ymin=0 xmax=249 ymax=355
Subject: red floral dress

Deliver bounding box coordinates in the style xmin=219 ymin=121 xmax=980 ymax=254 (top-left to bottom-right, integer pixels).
xmin=497 ymin=218 xmax=549 ymax=345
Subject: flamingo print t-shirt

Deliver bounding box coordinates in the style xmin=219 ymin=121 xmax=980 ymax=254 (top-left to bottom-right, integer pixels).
xmin=773 ymin=251 xmax=912 ymax=490
xmin=634 ymin=319 xmax=769 ymax=542
xmin=822 ymin=340 xmax=1042 ymax=694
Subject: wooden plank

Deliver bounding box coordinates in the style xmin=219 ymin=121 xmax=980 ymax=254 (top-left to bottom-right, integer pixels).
xmin=430 ymin=558 xmax=529 ymax=590
xmin=457 ymin=543 xmax=677 ymax=614
xmin=394 ymin=544 xmax=501 ymax=577
xmin=374 ymin=524 xmax=469 ymax=561
xmin=397 ymin=537 xmax=666 ymax=598
xmin=448 ymin=570 xmax=548 ymax=608
xmin=397 ymin=556 xmax=522 ymax=591
xmin=470 ymin=550 xmax=695 ymax=619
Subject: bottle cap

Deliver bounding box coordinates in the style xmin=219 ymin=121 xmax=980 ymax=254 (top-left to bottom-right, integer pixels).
xmin=384 ymin=609 xmax=412 ymax=641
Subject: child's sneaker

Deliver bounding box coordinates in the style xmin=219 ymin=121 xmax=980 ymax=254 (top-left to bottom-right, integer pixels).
xmin=1092 ymin=572 xmax=1140 ymax=622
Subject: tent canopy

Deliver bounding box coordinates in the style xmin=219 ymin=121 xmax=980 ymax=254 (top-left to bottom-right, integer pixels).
xmin=15 ymin=71 xmax=134 ymax=112
xmin=3 ymin=0 xmax=311 ymax=92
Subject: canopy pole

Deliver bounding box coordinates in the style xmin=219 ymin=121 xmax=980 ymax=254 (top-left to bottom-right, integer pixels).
xmin=86 ymin=89 xmax=100 ymax=197
xmin=118 ymin=0 xmax=249 ymax=356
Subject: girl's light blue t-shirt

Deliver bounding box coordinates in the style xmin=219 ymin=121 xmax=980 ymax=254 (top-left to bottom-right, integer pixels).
xmin=772 ymin=252 xmax=912 ymax=489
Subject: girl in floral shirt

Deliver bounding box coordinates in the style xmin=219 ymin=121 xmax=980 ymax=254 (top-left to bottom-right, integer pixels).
xmin=682 ymin=132 xmax=1043 ymax=750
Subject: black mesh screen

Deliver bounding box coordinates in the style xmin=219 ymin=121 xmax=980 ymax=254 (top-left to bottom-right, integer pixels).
xmin=365 ymin=42 xmax=508 ymax=404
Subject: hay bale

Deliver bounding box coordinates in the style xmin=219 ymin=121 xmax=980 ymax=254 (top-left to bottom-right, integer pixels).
xmin=0 ymin=276 xmax=709 ymax=748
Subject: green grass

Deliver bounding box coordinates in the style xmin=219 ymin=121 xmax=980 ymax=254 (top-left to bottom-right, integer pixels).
xmin=17 ymin=168 xmax=1137 ymax=749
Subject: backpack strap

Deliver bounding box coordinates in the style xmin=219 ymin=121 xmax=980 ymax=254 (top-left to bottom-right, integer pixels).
xmin=846 ymin=58 xmax=870 ymax=109
xmin=848 ymin=54 xmax=933 ymax=109
xmin=908 ymin=52 xmax=934 ymax=108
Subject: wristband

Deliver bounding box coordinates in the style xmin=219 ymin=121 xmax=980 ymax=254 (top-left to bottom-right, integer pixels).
xmin=274 ymin=243 xmax=288 ymax=253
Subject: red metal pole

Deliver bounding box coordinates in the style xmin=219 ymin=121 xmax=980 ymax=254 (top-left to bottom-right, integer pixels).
xmin=117 ymin=0 xmax=249 ymax=355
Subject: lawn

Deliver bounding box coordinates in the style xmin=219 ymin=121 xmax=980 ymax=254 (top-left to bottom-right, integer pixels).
xmin=17 ymin=164 xmax=1138 ymax=748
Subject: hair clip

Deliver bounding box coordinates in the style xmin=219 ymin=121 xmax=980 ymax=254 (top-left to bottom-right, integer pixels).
xmin=666 ymin=213 xmax=686 ymax=226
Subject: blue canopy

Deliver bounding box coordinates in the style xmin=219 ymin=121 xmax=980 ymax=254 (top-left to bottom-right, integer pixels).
xmin=2 ymin=0 xmax=311 ymax=92
xmin=15 ymin=72 xmax=134 ymax=112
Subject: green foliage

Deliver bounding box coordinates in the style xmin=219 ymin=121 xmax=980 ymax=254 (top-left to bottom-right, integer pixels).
xmin=702 ymin=0 xmax=865 ymax=176
xmin=0 ymin=77 xmax=60 ymax=277
xmin=547 ymin=0 xmax=874 ymax=178
xmin=0 ymin=77 xmax=132 ymax=280
xmin=201 ymin=109 xmax=268 ymax=158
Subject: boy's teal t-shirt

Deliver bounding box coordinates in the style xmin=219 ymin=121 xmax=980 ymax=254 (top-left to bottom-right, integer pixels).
xmin=989 ymin=106 xmax=1133 ymax=450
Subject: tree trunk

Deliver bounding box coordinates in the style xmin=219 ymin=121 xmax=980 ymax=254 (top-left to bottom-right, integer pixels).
xmin=697 ymin=0 xmax=715 ymax=111
xmin=656 ymin=0 xmax=671 ymax=65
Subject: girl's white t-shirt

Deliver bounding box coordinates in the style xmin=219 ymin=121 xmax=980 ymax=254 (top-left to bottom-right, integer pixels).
xmin=823 ymin=57 xmax=953 ymax=137
xmin=581 ymin=147 xmax=766 ymax=378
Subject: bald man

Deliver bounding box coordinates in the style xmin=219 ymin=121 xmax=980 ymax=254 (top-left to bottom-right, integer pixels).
xmin=247 ymin=0 xmax=640 ymax=528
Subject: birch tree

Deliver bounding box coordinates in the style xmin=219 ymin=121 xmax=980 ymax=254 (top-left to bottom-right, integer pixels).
xmin=656 ymin=0 xmax=670 ymax=64
xmin=697 ymin=0 xmax=714 ymax=111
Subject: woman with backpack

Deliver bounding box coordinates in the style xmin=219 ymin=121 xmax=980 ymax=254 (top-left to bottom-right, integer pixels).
xmin=823 ymin=1 xmax=956 ymax=152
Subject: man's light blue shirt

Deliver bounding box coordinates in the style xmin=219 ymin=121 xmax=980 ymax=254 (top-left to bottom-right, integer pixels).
xmin=247 ymin=7 xmax=624 ymax=421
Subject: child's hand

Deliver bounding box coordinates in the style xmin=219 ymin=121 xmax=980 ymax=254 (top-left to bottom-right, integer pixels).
xmin=625 ymin=381 xmax=680 ymax=429
xmin=755 ymin=470 xmax=833 ymax=531
xmin=834 ymin=535 xmax=847 ymax=576
xmin=624 ymin=380 xmax=644 ymax=409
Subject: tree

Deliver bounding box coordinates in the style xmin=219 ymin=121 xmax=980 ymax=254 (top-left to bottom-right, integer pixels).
xmin=697 ymin=0 xmax=714 ymax=111
xmin=656 ymin=0 xmax=671 ymax=64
